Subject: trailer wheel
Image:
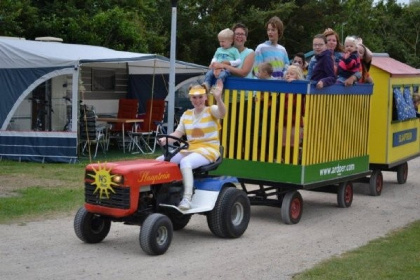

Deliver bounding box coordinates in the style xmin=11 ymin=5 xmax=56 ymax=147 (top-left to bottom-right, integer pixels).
xmin=396 ymin=162 xmax=408 ymax=184
xmin=207 ymin=187 xmax=250 ymax=238
xmin=369 ymin=170 xmax=383 ymax=196
xmin=281 ymin=191 xmax=303 ymax=224
xmin=140 ymin=213 xmax=173 ymax=255
xmin=166 ymin=212 xmax=192 ymax=231
xmin=74 ymin=207 xmax=111 ymax=243
xmin=337 ymin=182 xmax=353 ymax=208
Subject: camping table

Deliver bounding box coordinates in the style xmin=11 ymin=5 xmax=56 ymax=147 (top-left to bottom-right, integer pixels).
xmin=97 ymin=118 xmax=143 ymax=153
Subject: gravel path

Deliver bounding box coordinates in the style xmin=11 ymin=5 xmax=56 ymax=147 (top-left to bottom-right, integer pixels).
xmin=1 ymin=158 xmax=419 ymax=280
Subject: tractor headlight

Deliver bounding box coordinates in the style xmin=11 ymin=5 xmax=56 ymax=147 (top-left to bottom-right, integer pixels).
xmin=112 ymin=174 xmax=124 ymax=184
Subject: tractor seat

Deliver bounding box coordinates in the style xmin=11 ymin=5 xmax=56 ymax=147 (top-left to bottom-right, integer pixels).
xmin=193 ymin=146 xmax=224 ymax=175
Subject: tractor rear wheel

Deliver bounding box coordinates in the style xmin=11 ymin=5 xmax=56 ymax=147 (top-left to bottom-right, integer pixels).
xmin=207 ymin=187 xmax=250 ymax=238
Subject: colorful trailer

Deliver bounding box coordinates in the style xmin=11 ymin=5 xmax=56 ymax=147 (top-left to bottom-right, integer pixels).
xmin=209 ymin=78 xmax=373 ymax=224
xmin=367 ymin=55 xmax=420 ymax=195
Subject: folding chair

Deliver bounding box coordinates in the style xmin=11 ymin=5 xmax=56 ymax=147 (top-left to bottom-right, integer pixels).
xmin=79 ymin=106 xmax=108 ymax=158
xmin=129 ymin=99 xmax=165 ymax=154
xmin=108 ymin=98 xmax=139 ymax=149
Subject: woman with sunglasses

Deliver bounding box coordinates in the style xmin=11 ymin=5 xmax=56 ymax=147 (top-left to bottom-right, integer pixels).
xmin=157 ymin=81 xmax=226 ymax=210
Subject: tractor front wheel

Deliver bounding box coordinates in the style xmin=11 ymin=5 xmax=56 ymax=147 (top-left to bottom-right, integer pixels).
xmin=166 ymin=212 xmax=191 ymax=231
xmin=74 ymin=207 xmax=111 ymax=243
xmin=140 ymin=213 xmax=173 ymax=255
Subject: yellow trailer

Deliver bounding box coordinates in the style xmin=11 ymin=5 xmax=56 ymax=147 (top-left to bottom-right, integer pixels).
xmin=368 ymin=55 xmax=420 ymax=195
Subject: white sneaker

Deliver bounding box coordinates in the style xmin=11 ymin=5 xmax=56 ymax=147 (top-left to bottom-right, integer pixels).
xmin=178 ymin=198 xmax=191 ymax=210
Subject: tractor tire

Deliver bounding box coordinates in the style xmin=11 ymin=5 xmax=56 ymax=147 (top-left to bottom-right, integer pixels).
xmin=74 ymin=207 xmax=111 ymax=243
xmin=166 ymin=212 xmax=192 ymax=231
xmin=207 ymin=187 xmax=250 ymax=238
xmin=140 ymin=213 xmax=173 ymax=255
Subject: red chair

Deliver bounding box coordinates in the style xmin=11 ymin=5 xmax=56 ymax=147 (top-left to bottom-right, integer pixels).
xmin=114 ymin=98 xmax=139 ymax=132
xmin=129 ymin=99 xmax=165 ymax=154
xmin=108 ymin=98 xmax=139 ymax=149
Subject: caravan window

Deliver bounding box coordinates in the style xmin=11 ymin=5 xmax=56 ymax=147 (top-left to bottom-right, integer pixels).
xmin=92 ymin=69 xmax=116 ymax=91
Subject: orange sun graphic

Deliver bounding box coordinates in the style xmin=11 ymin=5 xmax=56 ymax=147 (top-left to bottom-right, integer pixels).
xmin=88 ymin=163 xmax=118 ymax=199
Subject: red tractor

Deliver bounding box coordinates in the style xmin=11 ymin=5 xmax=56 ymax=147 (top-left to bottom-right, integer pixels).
xmin=74 ymin=135 xmax=251 ymax=255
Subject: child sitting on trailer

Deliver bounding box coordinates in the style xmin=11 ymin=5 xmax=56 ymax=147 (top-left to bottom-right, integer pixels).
xmin=284 ymin=65 xmax=305 ymax=82
xmin=256 ymin=62 xmax=274 ymax=80
xmin=337 ymin=36 xmax=361 ymax=84
xmin=202 ymin=28 xmax=241 ymax=93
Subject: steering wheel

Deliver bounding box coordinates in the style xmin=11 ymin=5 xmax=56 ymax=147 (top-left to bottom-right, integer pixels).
xmin=157 ymin=134 xmax=189 ymax=162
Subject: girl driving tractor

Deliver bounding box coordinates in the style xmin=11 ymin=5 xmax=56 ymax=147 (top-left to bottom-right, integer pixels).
xmin=157 ymin=80 xmax=226 ymax=210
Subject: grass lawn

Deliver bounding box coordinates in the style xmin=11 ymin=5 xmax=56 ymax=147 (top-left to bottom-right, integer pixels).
xmin=293 ymin=220 xmax=420 ymax=280
xmin=0 ymin=150 xmax=159 ymax=223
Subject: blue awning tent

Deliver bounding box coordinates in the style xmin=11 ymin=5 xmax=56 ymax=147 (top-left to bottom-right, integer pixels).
xmin=0 ymin=37 xmax=206 ymax=163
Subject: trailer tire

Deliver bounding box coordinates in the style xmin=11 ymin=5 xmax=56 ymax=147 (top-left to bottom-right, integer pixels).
xmin=369 ymin=170 xmax=383 ymax=196
xmin=281 ymin=191 xmax=303 ymax=224
xmin=337 ymin=182 xmax=353 ymax=208
xmin=396 ymin=162 xmax=408 ymax=184
xmin=140 ymin=213 xmax=173 ymax=255
xmin=74 ymin=207 xmax=111 ymax=243
xmin=207 ymin=187 xmax=250 ymax=238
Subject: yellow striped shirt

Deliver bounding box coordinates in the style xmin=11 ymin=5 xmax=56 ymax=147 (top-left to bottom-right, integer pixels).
xmin=176 ymin=106 xmax=221 ymax=161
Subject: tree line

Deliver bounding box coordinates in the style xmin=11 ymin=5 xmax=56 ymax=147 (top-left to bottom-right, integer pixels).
xmin=1 ymin=0 xmax=419 ymax=68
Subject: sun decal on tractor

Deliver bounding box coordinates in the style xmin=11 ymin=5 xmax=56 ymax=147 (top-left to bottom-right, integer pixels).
xmin=89 ymin=163 xmax=117 ymax=199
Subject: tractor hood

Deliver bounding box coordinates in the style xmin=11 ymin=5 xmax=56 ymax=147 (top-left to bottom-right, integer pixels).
xmin=86 ymin=159 xmax=183 ymax=186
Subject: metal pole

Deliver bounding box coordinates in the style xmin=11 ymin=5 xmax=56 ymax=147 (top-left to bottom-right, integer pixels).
xmin=341 ymin=22 xmax=347 ymax=45
xmin=167 ymin=0 xmax=178 ymax=134
xmin=71 ymin=66 xmax=80 ymax=132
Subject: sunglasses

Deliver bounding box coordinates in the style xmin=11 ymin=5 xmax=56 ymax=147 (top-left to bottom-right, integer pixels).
xmin=191 ymin=95 xmax=204 ymax=99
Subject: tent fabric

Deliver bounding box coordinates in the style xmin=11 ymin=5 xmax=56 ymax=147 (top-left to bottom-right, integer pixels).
xmin=0 ymin=67 xmax=70 ymax=128
xmin=0 ymin=37 xmax=206 ymax=163
xmin=0 ymin=38 xmax=154 ymax=69
xmin=0 ymin=131 xmax=78 ymax=163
